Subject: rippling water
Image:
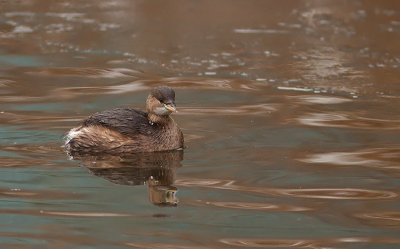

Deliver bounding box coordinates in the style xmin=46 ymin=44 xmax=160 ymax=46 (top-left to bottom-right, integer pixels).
xmin=1 ymin=0 xmax=400 ymax=248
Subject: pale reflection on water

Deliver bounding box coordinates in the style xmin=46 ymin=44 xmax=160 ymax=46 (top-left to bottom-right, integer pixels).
xmin=198 ymin=201 xmax=313 ymax=212
xmin=293 ymin=47 xmax=366 ymax=93
xmin=176 ymin=178 xmax=397 ymax=199
xmin=356 ymin=212 xmax=400 ymax=227
xmin=300 ymin=148 xmax=400 ymax=172
xmin=297 ymin=113 xmax=400 ymax=129
xmin=220 ymin=237 xmax=400 ymax=248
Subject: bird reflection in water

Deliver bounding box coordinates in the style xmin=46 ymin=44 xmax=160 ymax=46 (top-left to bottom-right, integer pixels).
xmin=72 ymin=150 xmax=183 ymax=207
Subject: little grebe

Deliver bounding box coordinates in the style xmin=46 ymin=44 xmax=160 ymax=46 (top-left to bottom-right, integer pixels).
xmin=65 ymin=86 xmax=184 ymax=155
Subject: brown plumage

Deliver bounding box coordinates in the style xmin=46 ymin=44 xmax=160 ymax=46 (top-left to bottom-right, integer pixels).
xmin=64 ymin=86 xmax=184 ymax=156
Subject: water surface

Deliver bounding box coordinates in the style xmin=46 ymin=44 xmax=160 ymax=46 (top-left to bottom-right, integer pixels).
xmin=0 ymin=0 xmax=400 ymax=248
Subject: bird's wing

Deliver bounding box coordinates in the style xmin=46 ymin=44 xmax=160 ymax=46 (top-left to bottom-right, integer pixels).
xmin=81 ymin=108 xmax=157 ymax=137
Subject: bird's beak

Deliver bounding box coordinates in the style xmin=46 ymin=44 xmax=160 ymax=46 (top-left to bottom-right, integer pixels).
xmin=164 ymin=103 xmax=178 ymax=113
xmin=166 ymin=189 xmax=179 ymax=203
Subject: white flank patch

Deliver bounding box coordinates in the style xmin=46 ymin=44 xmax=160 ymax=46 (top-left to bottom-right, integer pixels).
xmin=64 ymin=128 xmax=82 ymax=144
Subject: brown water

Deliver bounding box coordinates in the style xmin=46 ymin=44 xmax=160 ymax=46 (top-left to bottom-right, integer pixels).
xmin=1 ymin=0 xmax=400 ymax=248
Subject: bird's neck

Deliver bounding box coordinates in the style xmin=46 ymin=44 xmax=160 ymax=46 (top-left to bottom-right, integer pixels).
xmin=147 ymin=112 xmax=171 ymax=125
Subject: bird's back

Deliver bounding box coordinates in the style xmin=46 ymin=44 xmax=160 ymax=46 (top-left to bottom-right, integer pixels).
xmin=81 ymin=108 xmax=157 ymax=137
